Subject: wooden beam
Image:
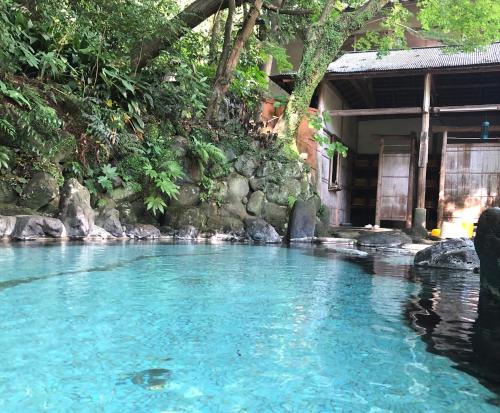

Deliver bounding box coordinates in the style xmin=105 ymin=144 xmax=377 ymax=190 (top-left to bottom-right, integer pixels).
xmin=417 ymin=73 xmax=432 ymax=210
xmin=328 ymin=105 xmax=500 ymax=118
xmin=437 ymin=130 xmax=448 ymax=230
xmin=328 ymin=107 xmax=421 ymax=116
xmin=433 ymin=104 xmax=500 ymax=113
xmin=433 ymin=125 xmax=500 ymax=133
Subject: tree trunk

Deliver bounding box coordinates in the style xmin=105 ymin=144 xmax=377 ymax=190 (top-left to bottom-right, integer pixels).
xmin=208 ymin=11 xmax=224 ymax=64
xmin=131 ymin=0 xmax=312 ymax=71
xmin=275 ymin=0 xmax=390 ymax=150
xmin=206 ymin=0 xmax=264 ymax=125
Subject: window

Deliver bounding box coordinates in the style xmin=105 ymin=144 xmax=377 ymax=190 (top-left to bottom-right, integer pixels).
xmin=328 ymin=144 xmax=342 ymax=192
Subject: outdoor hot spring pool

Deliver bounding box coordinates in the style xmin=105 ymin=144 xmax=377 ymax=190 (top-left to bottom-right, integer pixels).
xmin=0 ymin=242 xmax=499 ymax=412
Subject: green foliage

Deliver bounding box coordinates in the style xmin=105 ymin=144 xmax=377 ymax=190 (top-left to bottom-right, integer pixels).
xmin=0 ymin=146 xmax=10 ymax=170
xmin=418 ymin=0 xmax=500 ymax=50
xmin=97 ymin=164 xmax=118 ymax=193
xmin=287 ymin=195 xmax=297 ymax=209
xmin=308 ymin=111 xmax=347 ymax=158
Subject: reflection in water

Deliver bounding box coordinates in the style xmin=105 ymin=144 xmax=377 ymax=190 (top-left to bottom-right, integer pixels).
xmin=364 ymin=251 xmax=500 ymax=398
xmin=308 ymin=246 xmax=500 ymax=399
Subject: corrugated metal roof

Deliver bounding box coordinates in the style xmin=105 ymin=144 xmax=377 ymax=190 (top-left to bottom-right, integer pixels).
xmin=327 ymin=43 xmax=500 ymax=74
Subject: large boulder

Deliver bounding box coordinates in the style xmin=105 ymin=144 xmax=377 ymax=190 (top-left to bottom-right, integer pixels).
xmin=266 ymin=178 xmax=301 ymax=206
xmin=125 ymin=224 xmax=160 ymax=239
xmin=0 ymin=216 xmax=16 ymax=238
xmin=226 ymin=173 xmax=249 ymax=201
xmin=95 ymin=206 xmax=124 ymax=237
xmin=357 ymin=231 xmax=412 ymax=248
xmin=234 ymin=152 xmax=259 ymax=178
xmin=19 ymin=172 xmax=59 ymax=211
xmin=58 ymin=178 xmax=94 ymax=239
xmin=244 ymin=217 xmax=281 ymax=244
xmin=11 ymin=215 xmax=66 ymax=240
xmin=170 ymin=184 xmax=201 ymax=207
xmin=415 ymin=238 xmax=480 ymax=271
xmin=262 ymin=202 xmax=288 ymax=235
xmin=247 ymin=191 xmax=265 ymax=216
xmin=287 ymin=198 xmax=317 ymax=239
xmin=475 ymin=208 xmax=500 ymax=296
xmin=117 ymin=200 xmax=158 ymax=225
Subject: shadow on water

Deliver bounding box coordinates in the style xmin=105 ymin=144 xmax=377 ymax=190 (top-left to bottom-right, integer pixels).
xmin=302 ymin=245 xmax=500 ymax=402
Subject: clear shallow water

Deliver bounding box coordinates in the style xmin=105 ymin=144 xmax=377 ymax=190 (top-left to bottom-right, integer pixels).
xmin=0 ymin=243 xmax=498 ymax=412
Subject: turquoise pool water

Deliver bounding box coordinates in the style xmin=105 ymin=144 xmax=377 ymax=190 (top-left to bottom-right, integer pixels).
xmin=0 ymin=243 xmax=498 ymax=412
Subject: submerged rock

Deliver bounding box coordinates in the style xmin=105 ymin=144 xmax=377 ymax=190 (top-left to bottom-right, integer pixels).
xmin=357 ymin=231 xmax=412 ymax=248
xmin=125 ymin=224 xmax=160 ymax=239
xmin=58 ymin=178 xmax=94 ymax=239
xmin=129 ymin=368 xmax=172 ymax=391
xmin=287 ymin=198 xmax=316 ymax=240
xmin=244 ymin=217 xmax=281 ymax=244
xmin=475 ymin=208 xmax=500 ymax=297
xmin=415 ymin=238 xmax=480 ymax=271
xmin=11 ymin=215 xmax=65 ymax=240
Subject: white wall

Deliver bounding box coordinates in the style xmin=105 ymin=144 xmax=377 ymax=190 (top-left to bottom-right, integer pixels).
xmin=357 ymin=118 xmax=422 ymax=154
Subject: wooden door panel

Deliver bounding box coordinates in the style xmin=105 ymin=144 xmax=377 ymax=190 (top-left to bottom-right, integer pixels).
xmin=440 ymin=142 xmax=500 ymax=224
xmin=376 ymin=137 xmax=415 ymax=226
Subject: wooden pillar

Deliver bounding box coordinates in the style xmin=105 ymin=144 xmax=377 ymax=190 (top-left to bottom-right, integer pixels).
xmin=417 ymin=73 xmax=432 ymax=210
xmin=437 ymin=130 xmax=448 ymax=229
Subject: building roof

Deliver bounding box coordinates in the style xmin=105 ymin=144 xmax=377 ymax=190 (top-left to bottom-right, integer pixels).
xmin=326 ymin=43 xmax=500 ymax=75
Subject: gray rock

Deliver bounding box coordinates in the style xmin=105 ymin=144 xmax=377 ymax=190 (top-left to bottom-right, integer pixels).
xmin=96 ymin=207 xmax=124 ymax=237
xmin=266 ymin=178 xmax=301 ymax=206
xmin=125 ymin=224 xmax=160 ymax=239
xmin=226 ymin=173 xmax=249 ymax=201
xmin=171 ymin=184 xmax=201 ymax=207
xmin=221 ymin=200 xmax=248 ymax=220
xmin=475 ymin=208 xmax=500 ymax=296
xmin=88 ymin=225 xmax=114 ymax=239
xmin=244 ymin=217 xmax=281 ymax=243
xmin=357 ymin=231 xmax=412 ymax=248
xmin=249 ymin=177 xmax=266 ymax=192
xmin=288 ymin=198 xmax=317 ymax=239
xmin=58 ymin=178 xmax=94 ymax=239
xmin=247 ymin=191 xmax=265 ymax=216
xmin=234 ymin=153 xmax=259 ymax=178
xmin=110 ymin=185 xmax=141 ymax=203
xmin=176 ymin=225 xmax=199 ymax=239
xmin=262 ymin=202 xmax=288 ymax=235
xmin=324 ymin=247 xmax=369 ymax=257
xmin=11 ymin=215 xmax=66 ymax=240
xmin=0 ymin=216 xmax=16 ymax=238
xmin=256 ymin=160 xmax=282 ymax=178
xmin=415 ymin=238 xmax=480 ymax=271
xmin=177 ymin=207 xmax=205 ymax=228
xmin=206 ymin=209 xmax=245 ymax=233
xmin=19 ymin=172 xmax=59 ymax=211
xmin=118 ymin=200 xmax=158 ymax=226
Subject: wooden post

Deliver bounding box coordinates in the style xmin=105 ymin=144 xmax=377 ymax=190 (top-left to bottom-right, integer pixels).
xmin=437 ymin=130 xmax=448 ymax=229
xmin=375 ymin=138 xmax=384 ymax=227
xmin=417 ymin=73 xmax=432 ymax=210
xmin=406 ymin=135 xmax=416 ymax=229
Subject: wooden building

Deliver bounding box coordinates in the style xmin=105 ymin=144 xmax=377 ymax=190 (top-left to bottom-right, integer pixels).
xmin=271 ymin=43 xmax=500 ymax=231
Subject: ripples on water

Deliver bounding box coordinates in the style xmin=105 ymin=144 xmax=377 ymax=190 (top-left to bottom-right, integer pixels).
xmin=0 ymin=242 xmax=499 ymax=412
